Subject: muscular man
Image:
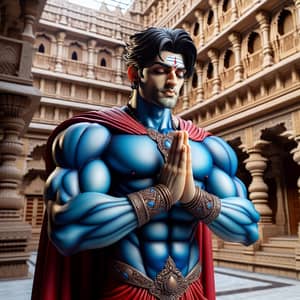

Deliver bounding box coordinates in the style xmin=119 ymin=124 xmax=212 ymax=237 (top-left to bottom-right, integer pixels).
xmin=32 ymin=28 xmax=259 ymax=300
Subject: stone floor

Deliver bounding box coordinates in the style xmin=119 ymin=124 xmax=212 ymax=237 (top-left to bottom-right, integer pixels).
xmin=1 ymin=253 xmax=300 ymax=299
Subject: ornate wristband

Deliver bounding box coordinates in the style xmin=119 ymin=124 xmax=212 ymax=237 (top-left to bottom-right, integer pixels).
xmin=128 ymin=184 xmax=173 ymax=227
xmin=182 ymin=186 xmax=221 ymax=224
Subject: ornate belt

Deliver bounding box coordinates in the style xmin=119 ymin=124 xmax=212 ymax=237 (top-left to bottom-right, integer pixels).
xmin=112 ymin=256 xmax=201 ymax=300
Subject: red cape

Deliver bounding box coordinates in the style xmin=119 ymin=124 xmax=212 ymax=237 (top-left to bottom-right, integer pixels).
xmin=32 ymin=107 xmax=215 ymax=300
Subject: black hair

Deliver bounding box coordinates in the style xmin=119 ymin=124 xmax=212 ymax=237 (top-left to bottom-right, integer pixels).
xmin=124 ymin=27 xmax=197 ymax=78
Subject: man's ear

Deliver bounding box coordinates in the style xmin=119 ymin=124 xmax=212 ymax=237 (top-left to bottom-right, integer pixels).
xmin=127 ymin=65 xmax=138 ymax=83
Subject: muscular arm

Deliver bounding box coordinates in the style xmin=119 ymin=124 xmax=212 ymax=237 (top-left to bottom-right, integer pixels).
xmin=202 ymin=136 xmax=260 ymax=246
xmin=46 ymin=123 xmax=138 ymax=255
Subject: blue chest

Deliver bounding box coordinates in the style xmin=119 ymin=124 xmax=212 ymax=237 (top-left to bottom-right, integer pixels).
xmin=104 ymin=134 xmax=163 ymax=178
xmin=104 ymin=134 xmax=213 ymax=183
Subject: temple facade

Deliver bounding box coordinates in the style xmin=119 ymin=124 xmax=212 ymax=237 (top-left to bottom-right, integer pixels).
xmin=1 ymin=0 xmax=299 ymax=279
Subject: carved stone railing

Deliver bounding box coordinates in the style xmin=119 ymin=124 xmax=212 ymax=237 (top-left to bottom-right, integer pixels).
xmin=66 ymin=59 xmax=88 ymax=77
xmin=237 ymin=0 xmax=257 ymax=14
xmin=95 ymin=65 xmax=114 ymax=82
xmin=203 ymin=78 xmax=214 ymax=99
xmin=220 ymin=66 xmax=235 ymax=90
xmin=272 ymin=30 xmax=300 ymax=62
xmin=204 ymin=24 xmax=215 ymax=43
xmin=242 ymin=50 xmax=263 ymax=78
xmin=153 ymin=0 xmax=202 ymax=28
xmin=33 ymin=52 xmax=56 ymax=71
xmin=41 ymin=0 xmax=142 ymax=43
xmin=219 ymin=8 xmax=233 ymax=31
xmin=178 ymin=54 xmax=300 ymax=128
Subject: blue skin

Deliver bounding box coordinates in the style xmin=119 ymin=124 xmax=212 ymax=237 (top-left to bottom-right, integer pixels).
xmin=45 ymin=96 xmax=260 ymax=279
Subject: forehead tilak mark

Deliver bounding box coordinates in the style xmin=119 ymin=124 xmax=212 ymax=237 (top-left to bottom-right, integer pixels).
xmin=165 ymin=55 xmax=184 ymax=68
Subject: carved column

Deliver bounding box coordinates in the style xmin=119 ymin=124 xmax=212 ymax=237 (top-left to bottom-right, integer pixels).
xmin=115 ymin=46 xmax=124 ymax=84
xmin=60 ymin=7 xmax=68 ymax=25
xmin=294 ymin=0 xmax=300 ymax=33
xmin=182 ymin=22 xmax=191 ymax=35
xmin=207 ymin=49 xmax=220 ymax=95
xmin=0 ymin=94 xmax=32 ymax=278
xmin=291 ymin=136 xmax=300 ymax=231
xmin=245 ymin=145 xmax=272 ymax=223
xmin=291 ymin=135 xmax=300 ymax=273
xmin=228 ymin=32 xmax=243 ymax=83
xmin=256 ymin=11 xmax=273 ymax=68
xmin=55 ymin=31 xmax=66 ymax=73
xmin=157 ymin=1 xmax=163 ymax=18
xmin=231 ymin=0 xmax=238 ymax=22
xmin=244 ymin=142 xmax=277 ymax=242
xmin=208 ymin=0 xmax=220 ymax=35
xmin=195 ymin=61 xmax=204 ymax=102
xmin=21 ymin=1 xmax=36 ymax=44
xmin=194 ymin=10 xmax=205 ymax=47
xmin=269 ymin=149 xmax=287 ymax=235
xmin=182 ymin=79 xmax=189 ymax=110
xmin=87 ymin=39 xmax=96 ymax=79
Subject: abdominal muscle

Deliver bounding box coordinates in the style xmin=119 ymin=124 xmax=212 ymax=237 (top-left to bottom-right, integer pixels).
xmin=111 ymin=203 xmax=200 ymax=280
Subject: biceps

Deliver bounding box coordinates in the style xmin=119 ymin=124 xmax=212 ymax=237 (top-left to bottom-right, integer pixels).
xmin=45 ymin=159 xmax=111 ymax=204
xmin=206 ymin=166 xmax=248 ymax=202
xmin=206 ymin=166 xmax=237 ymax=198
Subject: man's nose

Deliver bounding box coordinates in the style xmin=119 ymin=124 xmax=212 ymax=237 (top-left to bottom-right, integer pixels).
xmin=166 ymin=70 xmax=178 ymax=86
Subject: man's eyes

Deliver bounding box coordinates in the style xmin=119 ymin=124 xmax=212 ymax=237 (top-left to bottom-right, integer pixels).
xmin=151 ymin=67 xmax=167 ymax=74
xmin=175 ymin=69 xmax=186 ymax=78
xmin=150 ymin=67 xmax=186 ymax=78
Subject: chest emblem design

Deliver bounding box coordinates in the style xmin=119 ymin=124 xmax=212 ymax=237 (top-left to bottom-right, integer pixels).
xmin=147 ymin=129 xmax=174 ymax=162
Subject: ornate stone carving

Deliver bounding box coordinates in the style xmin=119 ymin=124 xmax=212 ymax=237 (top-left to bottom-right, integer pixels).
xmin=244 ymin=142 xmax=273 ymax=224
xmin=0 ymin=42 xmax=20 ymax=76
xmin=256 ymin=11 xmax=274 ymax=67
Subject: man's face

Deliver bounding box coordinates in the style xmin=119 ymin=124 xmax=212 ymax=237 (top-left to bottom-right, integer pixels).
xmin=138 ymin=51 xmax=186 ymax=109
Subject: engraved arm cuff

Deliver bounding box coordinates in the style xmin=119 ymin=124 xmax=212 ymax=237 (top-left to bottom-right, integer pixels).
xmin=128 ymin=184 xmax=173 ymax=227
xmin=182 ymin=186 xmax=221 ymax=224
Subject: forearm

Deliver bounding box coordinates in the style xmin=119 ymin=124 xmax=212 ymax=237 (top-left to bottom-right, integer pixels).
xmin=181 ymin=183 xmax=259 ymax=246
xmin=208 ymin=197 xmax=260 ymax=245
xmin=49 ymin=192 xmax=138 ymax=255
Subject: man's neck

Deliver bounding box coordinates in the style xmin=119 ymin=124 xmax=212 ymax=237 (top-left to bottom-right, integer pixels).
xmin=133 ymin=95 xmax=174 ymax=133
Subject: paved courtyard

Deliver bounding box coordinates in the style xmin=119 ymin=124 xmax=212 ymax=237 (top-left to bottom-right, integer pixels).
xmin=1 ymin=253 xmax=300 ymax=299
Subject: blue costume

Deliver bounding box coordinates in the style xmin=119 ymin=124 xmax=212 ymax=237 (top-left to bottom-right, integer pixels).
xmin=32 ymin=27 xmax=259 ymax=300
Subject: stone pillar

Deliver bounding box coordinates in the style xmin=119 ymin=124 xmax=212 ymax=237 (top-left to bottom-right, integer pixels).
xmin=157 ymin=1 xmax=163 ymax=18
xmin=0 ymin=94 xmax=32 ymax=278
xmin=208 ymin=0 xmax=220 ymax=35
xmin=55 ymin=31 xmax=66 ymax=73
xmin=269 ymin=149 xmax=287 ymax=235
xmin=245 ymin=145 xmax=272 ymax=223
xmin=182 ymin=79 xmax=189 ymax=110
xmin=182 ymin=22 xmax=191 ymax=35
xmin=207 ymin=49 xmax=220 ymax=95
xmin=231 ymin=0 xmax=238 ymax=22
xmin=256 ymin=11 xmax=273 ymax=68
xmin=195 ymin=60 xmax=204 ymax=102
xmin=245 ymin=143 xmax=276 ymax=242
xmin=291 ymin=135 xmax=300 ymax=223
xmin=87 ymin=39 xmax=96 ymax=79
xmin=115 ymin=46 xmax=124 ymax=84
xmin=294 ymin=0 xmax=300 ymax=33
xmin=291 ymin=135 xmax=300 ymax=276
xmin=194 ymin=10 xmax=205 ymax=47
xmin=228 ymin=32 xmax=243 ymax=83
xmin=21 ymin=2 xmax=36 ymax=44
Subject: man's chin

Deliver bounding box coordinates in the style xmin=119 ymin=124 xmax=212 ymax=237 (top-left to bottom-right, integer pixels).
xmin=158 ymin=97 xmax=178 ymax=109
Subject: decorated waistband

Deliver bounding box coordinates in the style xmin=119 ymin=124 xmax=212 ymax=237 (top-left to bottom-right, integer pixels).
xmin=112 ymin=256 xmax=201 ymax=300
